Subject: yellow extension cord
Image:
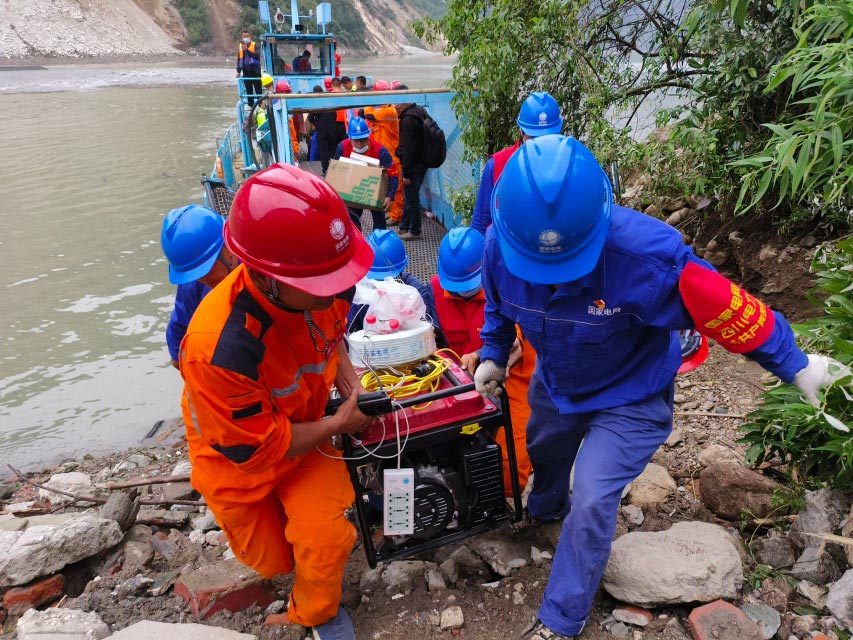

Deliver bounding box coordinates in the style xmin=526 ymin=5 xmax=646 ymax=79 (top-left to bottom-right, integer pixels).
xmin=359 ymin=349 xmax=464 ymax=405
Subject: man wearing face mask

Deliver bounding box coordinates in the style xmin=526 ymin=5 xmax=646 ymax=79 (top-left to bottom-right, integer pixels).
xmin=431 ymin=226 xmax=534 ymax=496
xmin=179 ymin=164 xmax=375 ymax=640
xmin=236 ymin=29 xmax=263 ymax=107
xmin=333 ymin=116 xmax=398 ymax=232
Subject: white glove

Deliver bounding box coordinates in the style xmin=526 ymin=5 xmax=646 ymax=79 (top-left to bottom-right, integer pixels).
xmin=793 ymin=354 xmax=851 ymax=407
xmin=474 ymin=359 xmax=507 ymax=397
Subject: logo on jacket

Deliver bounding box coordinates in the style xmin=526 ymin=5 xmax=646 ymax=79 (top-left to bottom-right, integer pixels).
xmin=538 ymin=229 xmax=562 ymax=253
xmin=588 ymin=299 xmax=622 ymax=316
xmin=330 ymin=218 xmax=347 ymax=240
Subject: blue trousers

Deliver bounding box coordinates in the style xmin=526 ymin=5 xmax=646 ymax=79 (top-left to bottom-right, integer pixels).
xmin=526 ymin=373 xmax=673 ymax=637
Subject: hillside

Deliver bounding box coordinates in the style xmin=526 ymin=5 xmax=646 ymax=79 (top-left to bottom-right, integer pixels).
xmin=0 ymin=0 xmax=445 ymax=59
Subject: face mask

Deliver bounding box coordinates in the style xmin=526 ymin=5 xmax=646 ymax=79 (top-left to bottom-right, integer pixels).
xmin=243 ymin=37 xmax=250 ymax=44
xmin=456 ymin=286 xmax=482 ymax=299
xmin=352 ymin=142 xmax=369 ymax=154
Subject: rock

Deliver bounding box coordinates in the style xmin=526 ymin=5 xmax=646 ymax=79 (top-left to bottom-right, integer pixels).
xmin=105 ymin=620 xmax=256 ymax=639
xmin=699 ymin=463 xmax=782 ymax=520
xmin=440 ymin=558 xmax=459 ymax=584
xmin=626 ymin=463 xmax=676 ymax=509
xmin=609 ymin=621 xmax=631 ymax=637
xmin=789 ymin=489 xmax=851 ymax=550
xmin=644 ymin=204 xmax=660 ymax=216
xmin=687 ymin=600 xmax=764 ymax=640
xmin=426 ymin=568 xmax=447 ymax=592
xmin=121 ymin=540 xmax=154 ymax=574
xmin=189 ymin=530 xmax=205 ymax=545
xmin=162 ymin=482 xmax=196 ymax=502
xmin=697 ymin=445 xmax=743 ymax=468
xmin=842 ymin=504 xmax=853 ymax=568
xmin=665 ymin=208 xmax=688 ymax=226
xmin=728 ymin=231 xmax=744 ymax=245
xmin=439 ymin=605 xmax=464 ymax=630
xmin=530 ymin=546 xmax=552 ymax=567
xmin=466 ymin=530 xmax=530 ymax=576
xmin=512 ymin=590 xmax=525 ymax=605
xmin=98 ymin=491 xmax=139 ymax=531
xmin=449 ymin=545 xmax=490 ymax=577
xmin=171 ymin=460 xmax=193 ymax=476
xmin=174 ymin=558 xmax=275 ymax=620
xmin=0 ymin=481 xmax=16 ymax=500
xmin=192 ymin=511 xmax=218 ymax=532
xmin=37 ymin=472 xmax=93 ymax=505
xmin=663 ymin=198 xmax=688 ymax=212
xmin=0 ymin=515 xmax=123 ymax=587
xmin=789 ymin=613 xmax=819 ymax=636
xmin=797 ymin=580 xmax=828 ymax=609
xmin=148 ymin=568 xmax=182 ymax=597
xmin=265 ymin=600 xmax=286 ymax=615
xmin=826 ymin=569 xmax=853 ymax=630
xmin=3 ymin=574 xmax=65 ymax=615
xmin=382 ymin=561 xmax=426 ymax=594
xmin=705 ymin=250 xmax=730 ymax=267
xmin=622 ymin=505 xmax=645 ymax=527
xmin=114 ymin=574 xmax=154 ymax=598
xmin=602 ymin=522 xmax=743 ymax=606
xmin=125 ymin=524 xmax=152 ymax=543
xmin=340 ymin=586 xmax=361 ymax=610
xmin=760 ymin=575 xmax=794 ymax=612
xmin=751 ymin=536 xmax=796 ymax=570
xmin=205 ymin=530 xmax=224 ymax=546
xmin=0 ymin=513 xmax=28 ymax=532
xmin=791 ymin=546 xmax=842 ymax=584
xmin=360 ymin=567 xmax=382 ymax=592
xmin=664 ymin=429 xmax=683 ymax=447
xmin=741 ymin=603 xmax=781 ymax=639
xmin=16 ymin=608 xmax=110 ymax=640
xmin=612 ymin=605 xmax=653 ymax=627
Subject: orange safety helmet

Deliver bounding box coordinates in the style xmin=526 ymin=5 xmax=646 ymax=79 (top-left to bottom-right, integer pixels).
xmin=225 ymin=164 xmax=374 ymax=296
xmin=275 ymin=79 xmax=292 ymax=93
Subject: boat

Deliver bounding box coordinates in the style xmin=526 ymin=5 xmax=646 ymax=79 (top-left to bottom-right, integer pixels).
xmin=202 ymin=0 xmax=478 ymax=283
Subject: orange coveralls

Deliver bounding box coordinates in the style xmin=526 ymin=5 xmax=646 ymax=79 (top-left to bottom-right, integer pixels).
xmin=430 ymin=278 xmax=533 ymax=494
xmin=179 ymin=266 xmax=356 ymax=627
xmin=364 ymin=105 xmax=404 ymax=223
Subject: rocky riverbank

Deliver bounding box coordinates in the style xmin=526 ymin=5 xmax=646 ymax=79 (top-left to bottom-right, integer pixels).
xmin=2 ymin=336 xmax=851 ymax=640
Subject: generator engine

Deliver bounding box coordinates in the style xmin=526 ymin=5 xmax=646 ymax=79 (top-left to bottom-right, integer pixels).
xmin=341 ymin=357 xmax=522 ymax=567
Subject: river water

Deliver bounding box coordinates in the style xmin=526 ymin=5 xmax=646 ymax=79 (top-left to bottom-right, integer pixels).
xmin=0 ymin=56 xmax=454 ymax=472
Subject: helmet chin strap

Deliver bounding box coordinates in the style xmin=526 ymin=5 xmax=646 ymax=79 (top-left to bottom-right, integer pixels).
xmin=262 ymin=278 xmax=301 ymax=313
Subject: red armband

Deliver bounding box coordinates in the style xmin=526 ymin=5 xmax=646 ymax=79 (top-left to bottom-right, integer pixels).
xmin=678 ymin=261 xmax=775 ymax=354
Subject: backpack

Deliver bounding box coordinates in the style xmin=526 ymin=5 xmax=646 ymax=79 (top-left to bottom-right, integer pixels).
xmin=419 ymin=112 xmax=447 ymax=169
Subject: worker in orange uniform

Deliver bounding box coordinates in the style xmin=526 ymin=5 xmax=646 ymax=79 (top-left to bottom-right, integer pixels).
xmin=364 ymin=79 xmax=404 ymax=226
xmin=431 ymin=226 xmax=533 ymax=495
xmin=179 ymin=164 xmax=375 ymax=640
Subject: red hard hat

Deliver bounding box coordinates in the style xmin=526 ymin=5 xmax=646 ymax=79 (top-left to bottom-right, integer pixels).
xmin=373 ymin=79 xmax=390 ymax=91
xmin=275 ymin=79 xmax=292 ymax=93
xmin=390 ymin=80 xmax=404 ymax=90
xmin=225 ymin=164 xmax=374 ymax=296
xmin=324 ymin=76 xmax=333 ymax=91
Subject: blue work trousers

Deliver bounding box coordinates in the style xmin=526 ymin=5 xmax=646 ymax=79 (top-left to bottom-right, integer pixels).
xmin=526 ymin=372 xmax=673 ymax=637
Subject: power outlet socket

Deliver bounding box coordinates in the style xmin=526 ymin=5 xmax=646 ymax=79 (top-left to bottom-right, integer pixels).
xmin=383 ymin=468 xmax=414 ymax=535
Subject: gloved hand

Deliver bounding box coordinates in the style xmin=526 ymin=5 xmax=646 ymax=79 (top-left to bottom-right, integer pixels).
xmin=793 ymin=354 xmax=851 ymax=407
xmin=474 ymin=359 xmax=507 ymax=397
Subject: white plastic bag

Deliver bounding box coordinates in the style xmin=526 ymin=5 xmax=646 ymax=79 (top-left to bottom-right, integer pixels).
xmin=355 ymin=277 xmax=425 ymax=332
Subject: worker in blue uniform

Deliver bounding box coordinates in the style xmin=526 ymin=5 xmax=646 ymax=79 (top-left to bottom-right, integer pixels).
xmin=474 ymin=135 xmax=848 ymax=640
xmin=348 ymin=229 xmax=444 ymax=346
xmin=161 ymin=205 xmax=238 ymax=368
xmin=470 ymin=92 xmax=563 ymax=235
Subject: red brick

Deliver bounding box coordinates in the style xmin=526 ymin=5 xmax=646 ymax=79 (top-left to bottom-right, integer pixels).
xmin=174 ymin=558 xmax=275 ymax=620
xmin=612 ymin=605 xmax=654 ymax=627
xmin=264 ymin=613 xmax=292 ymax=626
xmin=2 ymin=574 xmax=65 ymax=616
xmin=688 ymin=600 xmax=763 ymax=640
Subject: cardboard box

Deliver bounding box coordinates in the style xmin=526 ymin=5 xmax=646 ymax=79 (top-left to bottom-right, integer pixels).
xmin=325 ymin=158 xmax=388 ymax=211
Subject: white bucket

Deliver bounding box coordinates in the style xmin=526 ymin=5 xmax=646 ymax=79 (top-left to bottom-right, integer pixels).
xmin=348 ymin=320 xmax=436 ymax=367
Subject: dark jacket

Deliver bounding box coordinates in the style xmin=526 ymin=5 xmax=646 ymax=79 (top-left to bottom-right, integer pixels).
xmin=308 ymin=111 xmax=338 ymax=135
xmin=396 ymin=104 xmax=428 ymax=178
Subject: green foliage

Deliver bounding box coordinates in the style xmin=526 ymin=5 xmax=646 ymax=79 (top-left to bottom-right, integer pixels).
xmin=450 ymin=184 xmax=478 ymax=226
xmin=329 ymin=0 xmax=368 ymax=49
xmin=744 ymin=563 xmax=782 ymax=590
xmin=739 ymin=236 xmax=853 ymax=488
xmin=175 ymin=0 xmax=211 ymax=46
xmin=733 ymin=0 xmax=853 ymax=232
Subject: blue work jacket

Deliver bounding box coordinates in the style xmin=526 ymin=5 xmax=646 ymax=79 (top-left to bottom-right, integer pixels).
xmin=166 ymin=281 xmax=210 ymax=362
xmin=480 ymin=205 xmax=807 ymax=414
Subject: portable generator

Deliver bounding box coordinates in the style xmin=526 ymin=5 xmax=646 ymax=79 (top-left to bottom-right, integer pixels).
xmin=332 ymin=355 xmax=522 ymax=567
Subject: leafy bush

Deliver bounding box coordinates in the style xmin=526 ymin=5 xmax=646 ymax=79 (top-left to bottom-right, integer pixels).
xmin=740 ymin=236 xmax=853 ymax=488
xmin=450 ymin=184 xmax=478 ymax=226
xmin=175 ymin=0 xmax=211 ymax=46
xmin=733 ymin=0 xmax=853 ymax=232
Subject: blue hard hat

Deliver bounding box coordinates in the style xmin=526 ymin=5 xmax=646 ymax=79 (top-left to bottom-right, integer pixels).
xmin=347 ymin=116 xmax=371 ymax=140
xmin=516 ymin=92 xmax=563 ymax=137
xmin=366 ymin=229 xmax=408 ymax=279
xmin=161 ymin=205 xmax=225 ymax=285
xmin=437 ymin=227 xmax=485 ymax=293
xmin=492 ymin=135 xmax=612 ymax=284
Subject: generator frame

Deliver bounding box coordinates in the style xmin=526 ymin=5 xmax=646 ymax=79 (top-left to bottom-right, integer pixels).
xmin=343 ymin=383 xmax=523 ymax=567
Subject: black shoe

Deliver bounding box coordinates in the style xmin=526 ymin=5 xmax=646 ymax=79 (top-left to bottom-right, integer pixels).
xmin=399 ymin=232 xmax=421 ymax=240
